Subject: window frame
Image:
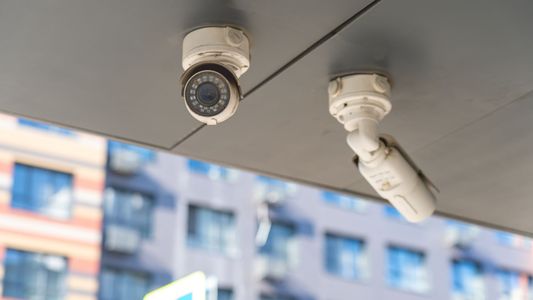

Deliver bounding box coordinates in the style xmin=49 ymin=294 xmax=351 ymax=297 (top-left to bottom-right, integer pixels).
xmin=18 ymin=118 xmax=74 ymax=136
xmin=100 ymin=267 xmax=152 ymax=300
xmin=187 ymin=159 xmax=238 ymax=181
xmin=2 ymin=248 xmax=68 ymax=300
xmin=186 ymin=204 xmax=237 ymax=255
xmin=11 ymin=162 xmax=74 ymax=219
xmin=386 ymin=245 xmax=429 ymax=293
xmin=321 ymin=190 xmax=367 ymax=213
xmin=258 ymin=220 xmax=297 ymax=265
xmin=324 ymin=232 xmax=368 ymax=281
xmin=108 ymin=140 xmax=156 ymax=163
xmin=217 ymin=288 xmax=234 ymax=300
xmin=104 ymin=186 xmax=155 ymax=239
xmin=451 ymin=258 xmax=485 ymax=300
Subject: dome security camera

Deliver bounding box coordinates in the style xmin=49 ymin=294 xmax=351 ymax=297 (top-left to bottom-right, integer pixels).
xmin=180 ymin=26 xmax=250 ymax=125
xmin=328 ymin=73 xmax=437 ymax=222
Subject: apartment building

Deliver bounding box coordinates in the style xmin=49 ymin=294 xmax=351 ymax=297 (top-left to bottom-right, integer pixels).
xmin=0 ymin=115 xmax=530 ymax=300
xmin=101 ymin=146 xmax=533 ymax=300
xmin=0 ymin=115 xmax=107 ymax=300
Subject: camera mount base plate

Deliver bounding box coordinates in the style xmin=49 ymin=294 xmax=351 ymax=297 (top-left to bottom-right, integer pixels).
xmin=182 ymin=26 xmax=250 ymax=78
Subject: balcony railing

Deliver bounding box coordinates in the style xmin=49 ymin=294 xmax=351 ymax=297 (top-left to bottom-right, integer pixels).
xmin=104 ymin=224 xmax=141 ymax=254
xmin=254 ymin=176 xmax=296 ymax=206
xmin=255 ymin=256 xmax=290 ymax=281
xmin=108 ymin=141 xmax=154 ymax=175
xmin=445 ymin=221 xmax=480 ymax=249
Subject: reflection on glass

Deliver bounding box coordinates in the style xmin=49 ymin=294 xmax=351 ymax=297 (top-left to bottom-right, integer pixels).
xmin=495 ymin=231 xmax=532 ymax=250
xmin=260 ymin=294 xmax=294 ymax=300
xmin=100 ymin=268 xmax=151 ymax=300
xmin=325 ymin=233 xmax=367 ymax=280
xmin=2 ymin=249 xmax=67 ymax=300
xmin=259 ymin=222 xmax=296 ymax=266
xmin=187 ymin=159 xmax=238 ymax=181
xmin=322 ymin=190 xmax=367 ymax=213
xmin=108 ymin=140 xmax=155 ymax=162
xmin=187 ymin=205 xmax=236 ymax=255
xmin=384 ymin=205 xmax=404 ymax=220
xmin=104 ymin=187 xmax=154 ymax=238
xmin=445 ymin=220 xmax=480 ymax=248
xmin=18 ymin=118 xmax=74 ymax=136
xmin=387 ymin=246 xmax=428 ymax=293
xmin=11 ymin=163 xmax=73 ymax=219
xmin=217 ymin=288 xmax=234 ymax=300
xmin=452 ymin=259 xmax=484 ymax=300
xmin=254 ymin=176 xmax=296 ymax=204
xmin=496 ymin=269 xmax=530 ymax=300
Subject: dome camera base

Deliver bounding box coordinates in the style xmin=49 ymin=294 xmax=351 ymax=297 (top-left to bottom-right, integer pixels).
xmin=182 ymin=26 xmax=251 ymax=78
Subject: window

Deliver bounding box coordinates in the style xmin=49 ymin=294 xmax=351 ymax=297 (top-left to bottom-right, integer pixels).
xmin=254 ymin=176 xmax=296 ymax=204
xmin=3 ymin=249 xmax=67 ymax=300
xmin=384 ymin=205 xmax=404 ymax=220
xmin=260 ymin=295 xmax=294 ymax=300
xmin=259 ymin=222 xmax=296 ymax=265
xmin=108 ymin=140 xmax=155 ymax=162
xmin=387 ymin=246 xmax=428 ymax=293
xmin=445 ymin=220 xmax=480 ymax=247
xmin=104 ymin=188 xmax=154 ymax=238
xmin=187 ymin=205 xmax=236 ymax=254
xmin=496 ymin=269 xmax=530 ymax=300
xmin=217 ymin=288 xmax=234 ymax=300
xmin=11 ymin=163 xmax=73 ymax=219
xmin=496 ymin=231 xmax=516 ymax=246
xmin=322 ymin=190 xmax=367 ymax=212
xmin=495 ymin=231 xmax=531 ymax=249
xmin=452 ymin=259 xmax=484 ymax=300
xmin=325 ymin=233 xmax=367 ymax=280
xmin=18 ymin=118 xmax=73 ymax=136
xmin=187 ymin=159 xmax=237 ymax=181
xmin=100 ymin=268 xmax=151 ymax=300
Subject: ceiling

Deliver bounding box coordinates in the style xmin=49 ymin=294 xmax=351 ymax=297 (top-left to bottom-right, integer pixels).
xmin=1 ymin=0 xmax=533 ymax=235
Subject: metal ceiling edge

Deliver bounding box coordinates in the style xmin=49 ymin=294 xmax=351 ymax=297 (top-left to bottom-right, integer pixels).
xmin=3 ymin=108 xmax=529 ymax=237
xmin=0 ymin=108 xmax=168 ymax=151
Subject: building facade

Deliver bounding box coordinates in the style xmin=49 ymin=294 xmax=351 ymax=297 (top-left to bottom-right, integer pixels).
xmin=0 ymin=115 xmax=532 ymax=300
xmin=0 ymin=115 xmax=107 ymax=300
xmin=102 ymin=144 xmax=533 ymax=300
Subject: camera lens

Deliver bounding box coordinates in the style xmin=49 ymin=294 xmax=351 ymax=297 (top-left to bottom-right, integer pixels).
xmin=183 ymin=68 xmax=234 ymax=117
xmin=196 ymin=82 xmax=220 ymax=106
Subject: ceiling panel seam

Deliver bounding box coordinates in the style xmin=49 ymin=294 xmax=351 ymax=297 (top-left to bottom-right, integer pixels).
xmin=169 ymin=0 xmax=384 ymax=150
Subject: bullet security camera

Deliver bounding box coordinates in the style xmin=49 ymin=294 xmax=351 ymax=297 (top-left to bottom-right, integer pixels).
xmin=180 ymin=26 xmax=251 ymax=125
xmin=328 ymin=73 xmax=437 ymax=222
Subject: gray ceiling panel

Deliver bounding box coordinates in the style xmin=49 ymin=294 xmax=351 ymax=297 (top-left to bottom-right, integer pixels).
xmin=176 ymin=0 xmax=533 ymax=234
xmin=354 ymin=90 xmax=533 ymax=234
xmin=1 ymin=0 xmax=532 ymax=234
xmin=0 ymin=0 xmax=373 ymax=148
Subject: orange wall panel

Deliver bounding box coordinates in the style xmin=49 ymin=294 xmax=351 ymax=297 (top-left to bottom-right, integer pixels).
xmin=70 ymin=257 xmax=100 ymax=276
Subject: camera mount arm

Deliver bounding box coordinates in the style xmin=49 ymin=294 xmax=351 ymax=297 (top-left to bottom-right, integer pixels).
xmin=328 ymin=73 xmax=437 ymax=223
xmin=328 ymin=73 xmax=391 ymax=160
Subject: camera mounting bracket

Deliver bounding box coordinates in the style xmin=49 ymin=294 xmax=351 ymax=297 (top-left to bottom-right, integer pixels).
xmin=182 ymin=26 xmax=251 ymax=78
xmin=328 ymin=73 xmax=392 ymax=158
xmin=327 ymin=73 xmax=437 ymax=223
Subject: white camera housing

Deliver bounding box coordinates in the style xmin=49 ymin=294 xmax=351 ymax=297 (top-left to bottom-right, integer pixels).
xmin=357 ymin=135 xmax=437 ymax=222
xmin=181 ymin=26 xmax=251 ymax=125
xmin=328 ymin=73 xmax=437 ymax=222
